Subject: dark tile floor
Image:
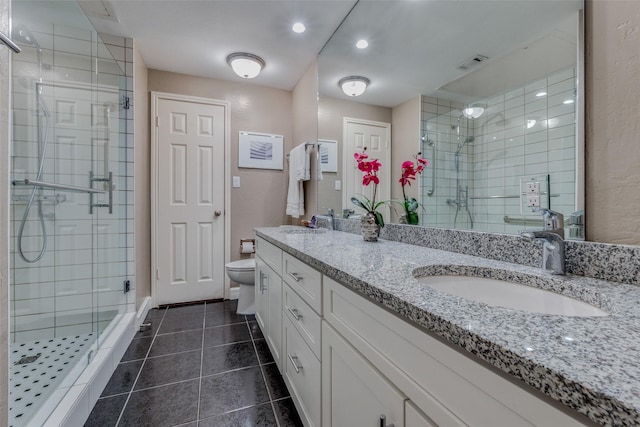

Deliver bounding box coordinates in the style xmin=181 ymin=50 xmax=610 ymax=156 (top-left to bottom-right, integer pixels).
xmin=85 ymin=300 xmax=303 ymax=427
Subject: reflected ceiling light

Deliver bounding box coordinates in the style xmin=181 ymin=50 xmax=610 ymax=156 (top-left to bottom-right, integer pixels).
xmin=563 ymin=99 xmax=574 ymax=104
xmin=356 ymin=39 xmax=368 ymax=49
xmin=536 ymin=91 xmax=547 ymax=97
xmin=462 ymin=103 xmax=486 ymax=119
xmin=339 ymin=76 xmax=370 ymax=97
xmin=226 ymin=52 xmax=265 ymax=79
xmin=292 ymin=22 xmax=306 ymax=33
xmin=526 ymin=119 xmax=537 ymax=129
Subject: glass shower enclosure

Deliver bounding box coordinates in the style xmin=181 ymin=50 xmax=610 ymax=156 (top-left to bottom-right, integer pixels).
xmin=9 ymin=1 xmax=132 ymax=425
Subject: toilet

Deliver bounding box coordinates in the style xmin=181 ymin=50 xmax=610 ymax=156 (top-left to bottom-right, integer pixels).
xmin=225 ymin=258 xmax=256 ymax=315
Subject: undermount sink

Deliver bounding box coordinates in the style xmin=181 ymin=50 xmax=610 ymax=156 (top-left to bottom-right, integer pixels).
xmin=278 ymin=226 xmax=327 ymax=234
xmin=417 ymin=275 xmax=609 ymax=317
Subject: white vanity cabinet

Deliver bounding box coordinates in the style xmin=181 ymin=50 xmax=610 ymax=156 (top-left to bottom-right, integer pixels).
xmin=282 ymin=252 xmax=324 ymax=427
xmin=322 ymin=276 xmax=589 ymax=427
xmin=255 ymin=238 xmax=283 ymax=370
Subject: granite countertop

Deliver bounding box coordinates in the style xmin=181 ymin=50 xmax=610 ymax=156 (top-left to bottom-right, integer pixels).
xmin=255 ymin=226 xmax=640 ymax=426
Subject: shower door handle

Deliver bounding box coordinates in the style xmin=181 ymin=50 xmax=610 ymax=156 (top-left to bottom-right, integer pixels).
xmin=0 ymin=31 xmax=22 ymax=53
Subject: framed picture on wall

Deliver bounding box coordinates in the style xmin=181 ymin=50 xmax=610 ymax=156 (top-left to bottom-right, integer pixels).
xmin=318 ymin=139 xmax=338 ymax=173
xmin=239 ymin=131 xmax=284 ymax=170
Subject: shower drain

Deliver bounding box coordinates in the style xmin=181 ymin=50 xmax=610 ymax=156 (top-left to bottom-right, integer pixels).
xmin=14 ymin=354 xmax=41 ymax=365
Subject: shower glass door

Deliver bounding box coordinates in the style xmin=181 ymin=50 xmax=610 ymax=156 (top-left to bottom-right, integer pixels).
xmin=9 ymin=1 xmax=130 ymax=425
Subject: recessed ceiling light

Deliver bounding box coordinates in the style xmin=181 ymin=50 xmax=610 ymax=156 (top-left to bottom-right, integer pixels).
xmin=536 ymin=91 xmax=547 ymax=97
xmin=563 ymin=99 xmax=574 ymax=104
xmin=356 ymin=39 xmax=368 ymax=49
xmin=292 ymin=22 xmax=306 ymax=33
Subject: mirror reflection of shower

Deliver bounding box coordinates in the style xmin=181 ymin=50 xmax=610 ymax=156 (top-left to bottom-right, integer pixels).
xmin=447 ymin=114 xmax=477 ymax=228
xmin=12 ymin=25 xmax=52 ymax=263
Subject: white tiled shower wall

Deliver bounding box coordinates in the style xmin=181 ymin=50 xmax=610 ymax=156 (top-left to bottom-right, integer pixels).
xmin=10 ymin=24 xmax=135 ymax=343
xmin=421 ymin=67 xmax=577 ymax=234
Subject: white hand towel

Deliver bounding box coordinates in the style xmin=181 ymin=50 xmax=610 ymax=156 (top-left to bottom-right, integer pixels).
xmin=286 ymin=144 xmax=307 ymax=218
xmin=316 ymin=143 xmax=323 ymax=181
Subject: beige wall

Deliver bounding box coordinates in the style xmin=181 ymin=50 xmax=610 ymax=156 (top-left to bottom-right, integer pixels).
xmin=585 ymin=0 xmax=640 ymax=245
xmin=134 ymin=44 xmax=151 ymax=309
xmin=292 ymin=60 xmax=319 ymax=221
xmin=390 ymin=97 xmax=421 ymax=223
xmin=148 ymin=70 xmax=293 ymax=264
xmin=317 ymin=96 xmax=392 ymax=213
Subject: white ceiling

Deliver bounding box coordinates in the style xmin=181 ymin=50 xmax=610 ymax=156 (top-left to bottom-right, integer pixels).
xmin=84 ymin=0 xmax=582 ymax=107
xmin=86 ymin=0 xmax=357 ymax=91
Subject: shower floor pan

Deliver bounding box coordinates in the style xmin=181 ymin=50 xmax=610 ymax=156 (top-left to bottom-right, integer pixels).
xmin=9 ymin=333 xmax=96 ymax=427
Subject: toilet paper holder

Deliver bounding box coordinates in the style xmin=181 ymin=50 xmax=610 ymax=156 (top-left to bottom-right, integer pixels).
xmin=240 ymin=239 xmax=255 ymax=254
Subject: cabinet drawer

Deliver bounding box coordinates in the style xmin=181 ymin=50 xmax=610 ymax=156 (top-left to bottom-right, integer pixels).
xmin=283 ymin=316 xmax=321 ymax=427
xmin=284 ymin=284 xmax=322 ymax=360
xmin=323 ymin=277 xmax=587 ymax=427
xmin=283 ymin=252 xmax=322 ymax=315
xmin=256 ymin=237 xmax=282 ymax=275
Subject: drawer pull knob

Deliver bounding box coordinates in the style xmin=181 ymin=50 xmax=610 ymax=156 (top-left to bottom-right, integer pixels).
xmin=288 ymin=272 xmax=302 ymax=282
xmin=287 ymin=306 xmax=302 ymax=320
xmin=379 ymin=414 xmax=394 ymax=427
xmin=288 ymin=353 xmax=303 ymax=373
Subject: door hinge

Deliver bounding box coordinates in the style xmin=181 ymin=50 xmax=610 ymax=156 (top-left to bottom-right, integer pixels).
xmin=155 ymin=116 xmax=159 ymax=127
xmin=122 ymin=95 xmax=131 ymax=110
xmin=156 ymin=268 xmax=159 ymax=280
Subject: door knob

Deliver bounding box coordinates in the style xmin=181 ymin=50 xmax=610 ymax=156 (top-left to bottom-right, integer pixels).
xmin=214 ymin=210 xmax=222 ymax=216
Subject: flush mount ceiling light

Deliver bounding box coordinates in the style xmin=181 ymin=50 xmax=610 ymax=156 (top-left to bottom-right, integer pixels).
xmin=292 ymin=22 xmax=306 ymax=33
xmin=226 ymin=52 xmax=265 ymax=79
xmin=339 ymin=76 xmax=370 ymax=97
xmin=462 ymin=103 xmax=486 ymax=119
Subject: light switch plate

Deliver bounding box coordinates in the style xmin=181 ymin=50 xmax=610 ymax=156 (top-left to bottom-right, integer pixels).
xmin=335 ymin=180 xmax=341 ymax=191
xmin=232 ymin=176 xmax=240 ymax=188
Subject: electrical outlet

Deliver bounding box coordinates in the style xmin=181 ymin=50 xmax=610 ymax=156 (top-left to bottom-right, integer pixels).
xmin=526 ymin=182 xmax=540 ymax=194
xmin=232 ymin=176 xmax=241 ymax=188
xmin=527 ymin=194 xmax=540 ymax=207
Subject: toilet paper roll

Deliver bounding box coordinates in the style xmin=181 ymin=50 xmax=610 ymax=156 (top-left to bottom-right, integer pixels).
xmin=241 ymin=241 xmax=254 ymax=254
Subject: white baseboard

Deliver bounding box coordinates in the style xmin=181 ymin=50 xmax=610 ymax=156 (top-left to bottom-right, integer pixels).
xmin=135 ymin=296 xmax=153 ymax=329
xmin=229 ymin=287 xmax=239 ymax=300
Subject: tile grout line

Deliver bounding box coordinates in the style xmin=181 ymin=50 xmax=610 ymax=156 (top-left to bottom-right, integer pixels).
xmin=249 ymin=316 xmax=282 ymax=427
xmin=114 ymin=307 xmax=167 ymax=427
xmin=196 ymin=303 xmax=207 ymax=424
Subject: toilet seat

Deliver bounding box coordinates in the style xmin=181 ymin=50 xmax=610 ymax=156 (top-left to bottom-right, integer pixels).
xmin=225 ymin=258 xmax=256 ymax=272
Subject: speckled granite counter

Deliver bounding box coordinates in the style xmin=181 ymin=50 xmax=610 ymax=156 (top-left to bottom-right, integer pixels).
xmin=256 ymin=226 xmax=640 ymax=426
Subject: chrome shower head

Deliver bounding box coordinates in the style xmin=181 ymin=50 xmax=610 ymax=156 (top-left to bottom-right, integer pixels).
xmin=12 ymin=25 xmax=41 ymax=50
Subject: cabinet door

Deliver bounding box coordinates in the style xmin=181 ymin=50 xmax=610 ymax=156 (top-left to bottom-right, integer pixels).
xmin=255 ymin=257 xmax=271 ymax=332
xmin=406 ymin=401 xmax=437 ymax=427
xmin=267 ymin=271 xmax=283 ymax=370
xmin=322 ymin=322 xmax=405 ymax=427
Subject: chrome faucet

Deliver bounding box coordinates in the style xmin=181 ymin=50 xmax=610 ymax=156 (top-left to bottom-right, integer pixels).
xmin=315 ymin=208 xmax=335 ymax=230
xmin=521 ymin=208 xmax=565 ymax=275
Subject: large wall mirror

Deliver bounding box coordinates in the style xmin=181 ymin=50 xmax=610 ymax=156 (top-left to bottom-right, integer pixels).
xmin=316 ymin=0 xmax=584 ymax=239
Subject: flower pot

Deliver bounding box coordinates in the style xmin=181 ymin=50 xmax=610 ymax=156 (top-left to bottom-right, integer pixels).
xmin=361 ymin=211 xmax=381 ymax=242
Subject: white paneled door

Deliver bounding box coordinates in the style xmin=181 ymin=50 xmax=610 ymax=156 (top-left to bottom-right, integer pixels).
xmin=342 ymin=117 xmax=391 ymax=221
xmin=155 ymin=96 xmax=227 ymax=305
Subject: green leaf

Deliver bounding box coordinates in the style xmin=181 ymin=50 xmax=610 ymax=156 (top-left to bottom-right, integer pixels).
xmin=374 ymin=211 xmax=385 ymax=228
xmin=351 ymin=197 xmax=366 ymax=210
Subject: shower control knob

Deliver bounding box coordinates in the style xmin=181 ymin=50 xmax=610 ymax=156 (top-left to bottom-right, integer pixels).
xmin=214 ymin=210 xmax=222 ymax=217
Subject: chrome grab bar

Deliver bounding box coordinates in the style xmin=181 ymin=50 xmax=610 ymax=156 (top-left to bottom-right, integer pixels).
xmin=0 ymin=31 xmax=22 ymax=53
xmin=425 ymin=137 xmax=435 ymax=196
xmin=503 ymin=215 xmax=544 ymax=226
xmin=13 ymin=179 xmax=105 ymax=194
